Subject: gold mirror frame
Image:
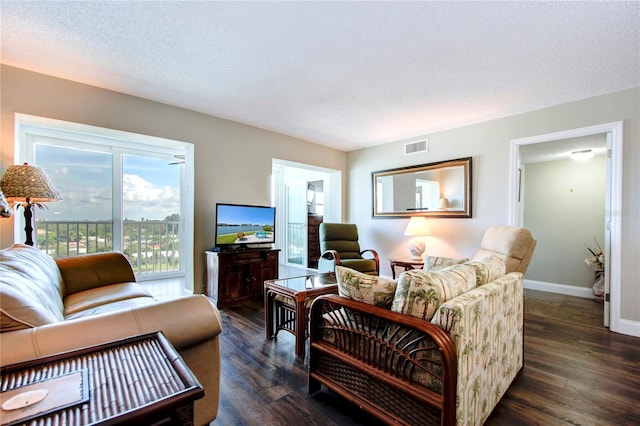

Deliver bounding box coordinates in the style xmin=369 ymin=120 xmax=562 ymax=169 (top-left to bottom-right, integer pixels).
xmin=372 ymin=157 xmax=472 ymax=218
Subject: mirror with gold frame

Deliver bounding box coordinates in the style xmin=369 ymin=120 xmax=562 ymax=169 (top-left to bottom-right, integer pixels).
xmin=372 ymin=157 xmax=472 ymax=218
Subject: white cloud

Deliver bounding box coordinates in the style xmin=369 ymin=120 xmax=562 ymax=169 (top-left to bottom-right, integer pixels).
xmin=122 ymin=174 xmax=179 ymax=220
xmin=42 ymin=174 xmax=179 ymax=221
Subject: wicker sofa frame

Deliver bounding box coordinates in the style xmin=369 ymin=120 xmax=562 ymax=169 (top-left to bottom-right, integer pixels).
xmin=308 ymin=294 xmax=458 ymax=426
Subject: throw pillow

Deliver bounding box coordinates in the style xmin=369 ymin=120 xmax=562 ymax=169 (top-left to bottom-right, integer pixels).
xmin=466 ymin=254 xmax=507 ymax=286
xmin=391 ymin=264 xmax=476 ymax=321
xmin=335 ymin=266 xmax=397 ymax=309
xmin=423 ymin=256 xmax=470 ymax=271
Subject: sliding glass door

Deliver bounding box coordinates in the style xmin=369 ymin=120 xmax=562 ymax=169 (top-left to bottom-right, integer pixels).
xmin=122 ymin=154 xmax=182 ymax=274
xmin=286 ymin=182 xmax=307 ymax=266
xmin=17 ymin=114 xmax=192 ymax=287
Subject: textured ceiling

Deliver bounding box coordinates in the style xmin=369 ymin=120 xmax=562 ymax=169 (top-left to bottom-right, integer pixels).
xmin=1 ymin=1 xmax=638 ymax=151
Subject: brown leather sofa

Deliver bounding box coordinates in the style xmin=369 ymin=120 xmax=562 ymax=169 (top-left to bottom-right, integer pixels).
xmin=0 ymin=243 xmax=222 ymax=425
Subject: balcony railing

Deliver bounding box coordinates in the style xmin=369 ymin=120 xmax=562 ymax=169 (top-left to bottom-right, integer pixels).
xmin=36 ymin=220 xmax=181 ymax=275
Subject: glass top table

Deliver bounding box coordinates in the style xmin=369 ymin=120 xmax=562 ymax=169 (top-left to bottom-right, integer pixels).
xmin=267 ymin=272 xmax=337 ymax=291
xmin=264 ymin=272 xmax=337 ymax=357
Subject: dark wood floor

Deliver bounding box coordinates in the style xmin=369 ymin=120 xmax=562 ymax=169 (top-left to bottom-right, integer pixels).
xmin=210 ymin=289 xmax=640 ymax=426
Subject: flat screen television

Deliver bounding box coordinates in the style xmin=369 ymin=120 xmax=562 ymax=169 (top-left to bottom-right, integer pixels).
xmin=215 ymin=203 xmax=276 ymax=249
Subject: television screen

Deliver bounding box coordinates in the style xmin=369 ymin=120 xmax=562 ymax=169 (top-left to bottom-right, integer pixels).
xmin=215 ymin=203 xmax=276 ymax=247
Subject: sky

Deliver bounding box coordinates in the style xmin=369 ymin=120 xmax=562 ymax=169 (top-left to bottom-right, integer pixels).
xmin=35 ymin=144 xmax=180 ymax=221
xmin=217 ymin=204 xmax=275 ymax=226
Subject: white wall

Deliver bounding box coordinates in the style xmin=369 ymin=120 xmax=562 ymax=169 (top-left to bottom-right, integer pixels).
xmin=347 ymin=87 xmax=639 ymax=324
xmin=0 ymin=65 xmax=348 ymax=291
xmin=523 ymin=156 xmax=606 ymax=289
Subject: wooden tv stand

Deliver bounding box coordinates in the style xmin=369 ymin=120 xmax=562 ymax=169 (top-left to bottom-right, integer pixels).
xmin=205 ymin=248 xmax=279 ymax=309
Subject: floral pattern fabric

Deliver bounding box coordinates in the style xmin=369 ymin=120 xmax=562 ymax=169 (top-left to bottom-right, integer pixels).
xmin=391 ymin=264 xmax=476 ymax=321
xmin=423 ymin=256 xmax=469 ymax=271
xmin=331 ymin=254 xmax=523 ymax=425
xmin=335 ymin=266 xmax=397 ymax=309
xmin=431 ymin=272 xmax=524 ymax=425
xmin=465 ymin=254 xmax=506 ymax=286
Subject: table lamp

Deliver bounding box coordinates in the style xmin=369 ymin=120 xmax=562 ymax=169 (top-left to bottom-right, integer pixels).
xmin=439 ymin=197 xmax=450 ymax=210
xmin=0 ymin=163 xmax=62 ymax=246
xmin=404 ymin=216 xmax=431 ymax=259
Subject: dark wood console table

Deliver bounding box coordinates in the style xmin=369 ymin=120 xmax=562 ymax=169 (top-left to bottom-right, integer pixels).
xmin=0 ymin=332 xmax=203 ymax=426
xmin=205 ymin=248 xmax=279 ymax=309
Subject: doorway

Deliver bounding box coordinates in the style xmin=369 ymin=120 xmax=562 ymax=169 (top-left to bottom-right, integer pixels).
xmin=272 ymin=159 xmax=341 ymax=270
xmin=510 ymin=122 xmax=623 ymax=332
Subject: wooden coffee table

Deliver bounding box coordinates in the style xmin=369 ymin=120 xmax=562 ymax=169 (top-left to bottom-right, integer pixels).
xmin=264 ymin=272 xmax=337 ymax=357
xmin=0 ymin=332 xmax=203 ymax=425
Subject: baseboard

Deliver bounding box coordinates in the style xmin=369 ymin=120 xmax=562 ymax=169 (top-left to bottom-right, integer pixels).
xmin=524 ymin=279 xmax=594 ymax=299
xmin=525 ymin=280 xmax=640 ymax=338
xmin=613 ymin=319 xmax=640 ymax=338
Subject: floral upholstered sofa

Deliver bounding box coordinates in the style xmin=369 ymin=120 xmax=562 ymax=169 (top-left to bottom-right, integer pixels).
xmin=308 ymin=226 xmax=536 ymax=426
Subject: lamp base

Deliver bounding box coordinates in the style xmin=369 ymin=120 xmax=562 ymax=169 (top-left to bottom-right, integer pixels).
xmin=408 ymin=239 xmax=425 ymax=260
xmin=22 ymin=202 xmax=34 ymax=246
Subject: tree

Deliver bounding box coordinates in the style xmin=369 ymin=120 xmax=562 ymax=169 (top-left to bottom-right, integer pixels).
xmin=164 ymin=213 xmax=180 ymax=222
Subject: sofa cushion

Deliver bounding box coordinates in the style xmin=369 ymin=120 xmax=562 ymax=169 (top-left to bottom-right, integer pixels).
xmin=63 ymin=282 xmax=154 ymax=316
xmin=423 ymin=256 xmax=470 ymax=271
xmin=465 ymin=254 xmax=506 ymax=286
xmin=64 ymin=297 xmax=157 ymax=320
xmin=0 ymin=284 xmax=63 ymax=331
xmin=337 ymin=258 xmax=378 ymax=274
xmin=55 ymin=252 xmax=137 ymax=295
xmin=391 ymin=264 xmax=476 ymax=321
xmin=335 ymin=266 xmax=397 ymax=309
xmin=0 ymin=244 xmax=65 ymax=331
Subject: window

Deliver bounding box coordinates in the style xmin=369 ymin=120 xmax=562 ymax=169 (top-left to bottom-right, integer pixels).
xmin=15 ymin=114 xmax=194 ymax=291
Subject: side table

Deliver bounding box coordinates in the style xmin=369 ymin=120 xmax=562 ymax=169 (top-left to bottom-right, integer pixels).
xmin=0 ymin=332 xmax=203 ymax=426
xmin=389 ymin=258 xmax=425 ymax=279
xmin=264 ymin=272 xmax=338 ymax=357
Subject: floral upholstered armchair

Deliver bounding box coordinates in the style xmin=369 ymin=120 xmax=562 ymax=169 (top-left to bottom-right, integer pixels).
xmin=308 ymin=226 xmax=536 ymax=425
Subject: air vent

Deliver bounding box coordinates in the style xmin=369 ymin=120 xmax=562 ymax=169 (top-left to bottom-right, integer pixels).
xmin=405 ymin=139 xmax=428 ymax=155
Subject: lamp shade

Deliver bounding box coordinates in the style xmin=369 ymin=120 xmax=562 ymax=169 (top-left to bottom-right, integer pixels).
xmin=404 ymin=216 xmax=431 ymax=236
xmin=0 ymin=163 xmax=62 ymax=204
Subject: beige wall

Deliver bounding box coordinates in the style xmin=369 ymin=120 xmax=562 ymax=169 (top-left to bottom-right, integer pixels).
xmin=523 ymin=156 xmax=606 ymax=288
xmin=348 ymin=87 xmax=639 ymax=324
xmin=0 ymin=65 xmax=347 ymax=291
xmin=2 ymin=65 xmax=638 ymax=326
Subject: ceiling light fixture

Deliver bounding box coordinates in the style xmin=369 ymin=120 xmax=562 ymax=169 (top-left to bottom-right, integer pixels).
xmin=570 ymin=149 xmax=594 ymax=160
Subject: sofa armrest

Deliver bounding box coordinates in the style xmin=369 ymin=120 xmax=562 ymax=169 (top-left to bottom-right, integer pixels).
xmin=318 ymin=249 xmax=341 ymax=273
xmin=55 ymin=252 xmax=137 ymax=295
xmin=320 ymin=249 xmax=341 ymax=263
xmin=0 ymin=295 xmax=221 ymax=366
xmin=359 ymin=248 xmax=380 ymax=273
xmin=308 ymin=294 xmax=457 ymax=425
xmin=430 ymin=272 xmax=524 ymax=425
